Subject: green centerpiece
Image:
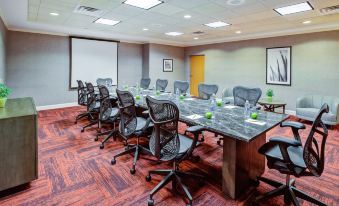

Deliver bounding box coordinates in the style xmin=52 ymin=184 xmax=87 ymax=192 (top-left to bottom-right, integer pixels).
xmin=135 ymin=95 xmax=141 ymax=100
xmin=205 ymin=111 xmax=212 ymax=119
xmin=0 ymin=84 xmax=12 ymax=108
xmin=250 ymin=112 xmax=258 ymax=119
xmin=156 ymin=90 xmax=161 ymax=95
xmin=216 ymin=100 xmax=223 ymax=107
xmin=266 ymin=89 xmax=274 ymax=102
xmin=179 ymin=94 xmax=185 ymax=100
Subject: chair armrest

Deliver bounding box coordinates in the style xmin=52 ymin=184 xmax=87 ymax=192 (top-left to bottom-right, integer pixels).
xmin=185 ymin=125 xmax=205 ymax=135
xmin=280 ymin=121 xmax=306 ymax=130
xmin=269 ymin=137 xmax=302 ymax=147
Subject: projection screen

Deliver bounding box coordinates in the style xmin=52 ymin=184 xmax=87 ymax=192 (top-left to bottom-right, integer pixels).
xmin=70 ymin=37 xmax=118 ymax=89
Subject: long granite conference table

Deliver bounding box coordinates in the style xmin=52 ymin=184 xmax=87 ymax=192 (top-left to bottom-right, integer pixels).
xmin=107 ymin=87 xmax=289 ymax=199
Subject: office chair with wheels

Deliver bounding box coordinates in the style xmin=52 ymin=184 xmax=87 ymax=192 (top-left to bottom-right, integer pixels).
xmin=110 ymin=89 xmax=153 ymax=174
xmin=95 ymin=86 xmax=120 ymax=149
xmin=141 ymin=78 xmax=151 ymax=89
xmin=96 ymin=78 xmax=113 ymax=86
xmin=156 ymin=79 xmax=168 ymax=91
xmin=145 ymin=96 xmax=205 ymax=206
xmin=81 ymin=82 xmax=100 ymax=132
xmin=254 ymin=103 xmax=329 ymax=206
xmin=198 ymin=83 xmax=218 ymax=100
xmin=75 ymin=80 xmax=89 ymax=124
xmin=174 ymin=80 xmax=189 ymax=94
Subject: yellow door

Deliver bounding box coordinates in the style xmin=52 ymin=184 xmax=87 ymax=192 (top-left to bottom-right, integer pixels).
xmin=190 ymin=55 xmax=205 ymax=96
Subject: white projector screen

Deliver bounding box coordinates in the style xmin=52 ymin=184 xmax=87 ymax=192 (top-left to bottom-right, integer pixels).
xmin=70 ymin=37 xmax=118 ymax=89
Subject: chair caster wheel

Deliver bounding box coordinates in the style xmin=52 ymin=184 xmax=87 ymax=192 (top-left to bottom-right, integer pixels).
xmin=146 ymin=175 xmax=152 ymax=182
xmin=111 ymin=159 xmax=116 ymax=165
xmin=147 ymin=199 xmax=154 ymax=206
xmin=81 ymin=129 xmax=84 ymax=133
xmin=100 ymin=144 xmax=104 ymax=149
xmin=94 ymin=137 xmax=98 ymax=141
xmin=217 ymin=140 xmax=221 ymax=145
xmin=130 ymin=168 xmax=136 ymax=175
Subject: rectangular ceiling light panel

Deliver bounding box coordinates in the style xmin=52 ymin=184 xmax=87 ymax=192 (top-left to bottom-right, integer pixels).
xmin=274 ymin=2 xmax=313 ymax=15
xmin=123 ymin=0 xmax=163 ymax=10
xmin=204 ymin=21 xmax=230 ymax=28
xmin=95 ymin=18 xmax=120 ymax=26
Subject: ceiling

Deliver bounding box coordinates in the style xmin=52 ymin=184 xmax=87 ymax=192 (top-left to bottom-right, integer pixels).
xmin=0 ymin=0 xmax=339 ymax=46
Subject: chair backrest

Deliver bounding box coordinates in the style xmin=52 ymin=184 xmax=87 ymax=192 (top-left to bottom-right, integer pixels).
xmin=233 ymin=86 xmax=262 ymax=107
xmin=77 ymin=80 xmax=87 ymax=105
xmin=198 ymin=83 xmax=218 ymax=100
xmin=85 ymin=82 xmax=97 ymax=111
xmin=140 ymin=78 xmax=151 ymax=89
xmin=174 ymin=80 xmax=189 ymax=94
xmin=303 ymin=103 xmax=329 ymax=177
xmin=97 ymin=78 xmax=113 ymax=86
xmin=156 ymin=79 xmax=168 ymax=91
xmin=98 ymin=86 xmax=112 ymax=121
xmin=116 ymin=89 xmax=137 ymax=136
xmin=146 ymin=96 xmax=180 ymax=161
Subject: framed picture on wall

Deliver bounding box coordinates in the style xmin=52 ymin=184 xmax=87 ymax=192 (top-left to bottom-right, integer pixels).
xmin=163 ymin=59 xmax=173 ymax=72
xmin=266 ymin=46 xmax=291 ymax=86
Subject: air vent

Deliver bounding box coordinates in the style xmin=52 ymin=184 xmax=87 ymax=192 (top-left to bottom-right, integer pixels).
xmin=192 ymin=31 xmax=205 ymax=35
xmin=319 ymin=5 xmax=339 ymax=15
xmin=73 ymin=5 xmax=105 ymax=17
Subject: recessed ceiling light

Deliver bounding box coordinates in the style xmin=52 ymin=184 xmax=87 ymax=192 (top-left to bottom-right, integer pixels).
xmin=235 ymin=30 xmax=242 ymax=34
xmin=193 ymin=37 xmax=199 ymax=40
xmin=274 ymin=2 xmax=313 ymax=16
xmin=123 ymin=0 xmax=163 ymax=10
xmin=49 ymin=12 xmax=59 ymax=16
xmin=142 ymin=28 xmax=149 ymax=31
xmin=94 ymin=18 xmax=120 ymax=26
xmin=303 ymin=20 xmax=311 ymax=24
xmin=165 ymin=32 xmax=184 ymax=36
xmin=184 ymin=15 xmax=191 ymax=19
xmin=227 ymin=0 xmax=245 ymax=6
xmin=204 ymin=21 xmax=231 ymax=28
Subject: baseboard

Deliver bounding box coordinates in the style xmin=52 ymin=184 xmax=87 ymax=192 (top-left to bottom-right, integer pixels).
xmin=36 ymin=102 xmax=78 ymax=111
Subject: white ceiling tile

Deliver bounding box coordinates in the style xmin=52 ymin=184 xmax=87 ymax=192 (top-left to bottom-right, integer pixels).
xmin=150 ymin=3 xmax=185 ymax=16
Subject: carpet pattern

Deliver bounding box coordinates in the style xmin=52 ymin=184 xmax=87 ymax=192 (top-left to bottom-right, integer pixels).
xmin=0 ymin=106 xmax=338 ymax=206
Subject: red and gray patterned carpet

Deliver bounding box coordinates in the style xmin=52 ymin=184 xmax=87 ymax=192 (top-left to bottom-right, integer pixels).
xmin=0 ymin=106 xmax=338 ymax=205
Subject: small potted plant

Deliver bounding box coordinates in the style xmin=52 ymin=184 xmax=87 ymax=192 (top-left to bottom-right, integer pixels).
xmin=0 ymin=83 xmax=11 ymax=108
xmin=266 ymin=89 xmax=274 ymax=102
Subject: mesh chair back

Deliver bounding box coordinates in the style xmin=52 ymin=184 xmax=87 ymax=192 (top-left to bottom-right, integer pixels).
xmin=116 ymin=89 xmax=137 ymax=136
xmin=86 ymin=82 xmax=97 ymax=111
xmin=146 ymin=96 xmax=180 ymax=161
xmin=222 ymin=87 xmax=233 ymax=98
xmin=233 ymin=86 xmax=262 ymax=107
xmin=156 ymin=79 xmax=168 ymax=91
xmin=97 ymin=78 xmax=113 ymax=86
xmin=140 ymin=78 xmax=151 ymax=89
xmin=98 ymin=86 xmax=112 ymax=121
xmin=174 ymin=81 xmax=189 ymax=94
xmin=303 ymin=103 xmax=329 ymax=177
xmin=198 ymin=83 xmax=218 ymax=100
xmin=77 ymin=80 xmax=87 ymax=105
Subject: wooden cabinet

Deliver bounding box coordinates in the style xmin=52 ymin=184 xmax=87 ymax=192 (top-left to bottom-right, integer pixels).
xmin=0 ymin=98 xmax=38 ymax=191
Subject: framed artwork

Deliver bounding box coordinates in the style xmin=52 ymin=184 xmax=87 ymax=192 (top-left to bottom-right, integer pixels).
xmin=266 ymin=46 xmax=291 ymax=86
xmin=163 ymin=59 xmax=173 ymax=72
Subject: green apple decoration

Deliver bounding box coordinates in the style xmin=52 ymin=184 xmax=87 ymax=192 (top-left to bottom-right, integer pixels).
xmin=156 ymin=90 xmax=160 ymax=95
xmin=179 ymin=94 xmax=185 ymax=100
xmin=216 ymin=100 xmax=223 ymax=107
xmin=205 ymin=112 xmax=212 ymax=119
xmin=251 ymin=112 xmax=258 ymax=119
xmin=135 ymin=95 xmax=141 ymax=100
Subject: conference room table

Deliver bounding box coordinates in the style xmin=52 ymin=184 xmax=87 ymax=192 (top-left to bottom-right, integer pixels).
xmin=107 ymin=87 xmax=289 ymax=199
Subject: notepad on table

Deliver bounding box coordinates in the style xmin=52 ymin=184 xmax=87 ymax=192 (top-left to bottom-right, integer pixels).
xmin=245 ymin=119 xmax=266 ymax=126
xmin=184 ymin=98 xmax=195 ymax=101
xmin=224 ymin=105 xmax=237 ymax=109
xmin=186 ymin=114 xmax=203 ymax=120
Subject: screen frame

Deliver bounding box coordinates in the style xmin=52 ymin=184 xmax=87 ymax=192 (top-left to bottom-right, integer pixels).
xmin=69 ymin=36 xmax=120 ymax=90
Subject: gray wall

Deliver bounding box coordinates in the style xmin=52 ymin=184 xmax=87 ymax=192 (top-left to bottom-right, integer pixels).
xmin=185 ymin=30 xmax=339 ymax=111
xmin=0 ymin=16 xmax=6 ymax=83
xmin=148 ymin=43 xmax=185 ymax=92
xmin=6 ymin=31 xmax=143 ymax=106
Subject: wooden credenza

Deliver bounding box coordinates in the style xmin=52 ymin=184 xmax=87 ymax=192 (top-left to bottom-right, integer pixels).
xmin=0 ymin=97 xmax=38 ymax=191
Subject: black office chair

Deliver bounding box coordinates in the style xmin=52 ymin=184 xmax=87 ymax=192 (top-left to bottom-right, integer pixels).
xmin=110 ymin=89 xmax=153 ymax=174
xmin=198 ymin=83 xmax=218 ymax=100
xmin=96 ymin=78 xmax=112 ymax=86
xmin=174 ymin=80 xmax=189 ymax=94
xmin=145 ymin=96 xmax=205 ymax=206
xmin=233 ymin=86 xmax=262 ymax=107
xmin=141 ymin=78 xmax=151 ymax=89
xmin=81 ymin=82 xmax=100 ymax=132
xmin=75 ymin=80 xmax=89 ymax=124
xmin=95 ymin=85 xmax=120 ymax=149
xmin=156 ymin=79 xmax=168 ymax=91
xmin=254 ymin=103 xmax=329 ymax=206
xmin=217 ymin=86 xmax=262 ymax=145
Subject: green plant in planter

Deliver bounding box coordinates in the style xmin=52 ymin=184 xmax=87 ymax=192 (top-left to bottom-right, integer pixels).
xmin=0 ymin=84 xmax=12 ymax=108
xmin=266 ymin=89 xmax=274 ymax=102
